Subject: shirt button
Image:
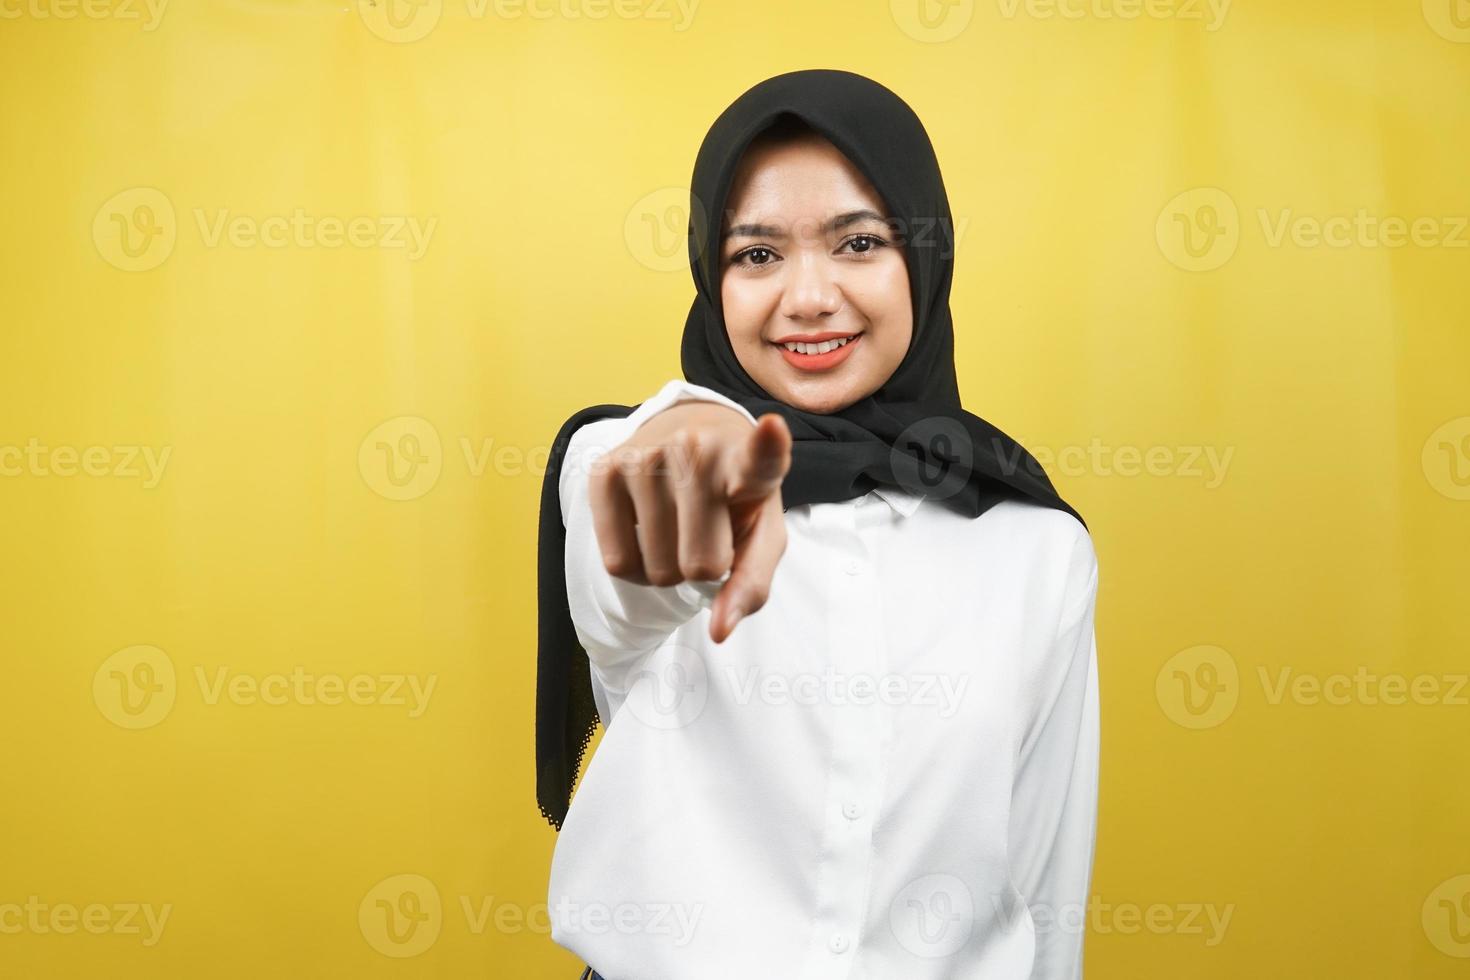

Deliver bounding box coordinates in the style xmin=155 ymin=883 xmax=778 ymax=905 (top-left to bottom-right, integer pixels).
xmin=842 ymin=801 xmax=862 ymax=820
xmin=843 ymin=559 xmax=862 ymax=576
xmin=828 ymin=932 xmax=850 ymax=953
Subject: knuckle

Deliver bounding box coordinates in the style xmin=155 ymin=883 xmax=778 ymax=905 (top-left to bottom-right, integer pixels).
xmin=615 ymin=444 xmax=657 ymax=476
xmin=666 ymin=429 xmax=710 ymax=484
xmin=602 ymin=552 xmax=639 ymax=579
xmin=645 ymin=566 xmax=683 ymax=588
xmin=745 ymin=584 xmax=771 ymax=611
xmin=679 ymin=557 xmax=727 ymax=582
xmin=612 ymin=448 xmax=640 ymax=477
xmin=642 ymin=445 xmax=668 ymax=474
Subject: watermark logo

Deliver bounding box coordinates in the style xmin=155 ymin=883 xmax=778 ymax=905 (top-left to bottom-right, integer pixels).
xmin=1159 ymin=647 xmax=1469 ymax=727
xmin=360 ymin=874 xmax=442 ymax=957
xmin=194 ymin=666 xmax=436 ymax=717
xmin=359 ymin=416 xmax=444 ymax=501
xmin=357 ymin=0 xmax=443 ymax=42
xmin=626 ymin=187 xmax=703 ymax=273
xmin=1156 ymin=187 xmax=1239 ymax=272
xmin=1161 ymin=187 xmax=1468 ymax=270
xmin=890 ymin=0 xmax=974 ymax=42
xmin=1156 ymin=644 xmax=1238 ymax=729
xmin=1257 ymin=208 xmax=1468 ymax=249
xmin=0 ymin=897 xmax=172 ymax=946
xmin=892 ymin=417 xmax=974 ymax=501
xmin=1257 ymin=666 xmax=1468 ymax=708
xmin=890 ymin=873 xmax=974 ymax=957
xmin=1422 ymin=0 xmax=1470 ymax=43
xmin=0 ymin=440 xmax=172 ymax=487
xmin=624 ymin=641 xmax=708 ymax=730
xmin=725 ymin=665 xmax=970 ymax=717
xmin=358 ymin=0 xmax=698 ymax=40
xmin=93 ymin=187 xmax=177 ymax=272
xmin=93 ymin=645 xmax=177 ymax=730
xmin=1421 ymin=416 xmax=1470 ymax=501
xmin=1423 ymin=874 xmax=1470 ymax=957
xmin=0 ymin=0 xmax=169 ymax=30
xmin=361 ymin=885 xmax=704 ymax=946
xmin=1011 ymin=437 xmax=1235 ymax=488
xmin=991 ymin=894 xmax=1234 ymax=945
xmin=192 ymin=209 xmax=436 ymax=257
xmin=550 ymin=897 xmax=704 ymax=945
xmin=94 ymin=190 xmax=437 ymax=271
xmin=92 ymin=647 xmax=438 ymax=724
xmin=995 ymin=0 xmax=1229 ymax=30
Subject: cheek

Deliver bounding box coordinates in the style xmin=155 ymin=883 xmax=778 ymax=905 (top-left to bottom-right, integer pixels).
xmin=720 ymin=279 xmax=774 ymax=350
xmin=850 ymin=257 xmax=913 ymax=346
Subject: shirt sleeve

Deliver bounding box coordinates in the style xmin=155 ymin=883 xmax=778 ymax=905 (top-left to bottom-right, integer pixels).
xmin=559 ymin=379 xmax=760 ymax=707
xmin=1007 ymin=527 xmax=1100 ymax=979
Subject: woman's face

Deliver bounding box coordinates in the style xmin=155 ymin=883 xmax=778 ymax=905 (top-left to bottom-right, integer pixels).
xmin=718 ymin=133 xmax=913 ymax=415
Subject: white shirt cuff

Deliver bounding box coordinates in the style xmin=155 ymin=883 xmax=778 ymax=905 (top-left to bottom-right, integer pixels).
xmin=623 ymin=379 xmax=760 ymax=433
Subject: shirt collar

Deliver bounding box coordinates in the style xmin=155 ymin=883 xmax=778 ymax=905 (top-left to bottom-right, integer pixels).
xmin=868 ymin=484 xmax=926 ymax=519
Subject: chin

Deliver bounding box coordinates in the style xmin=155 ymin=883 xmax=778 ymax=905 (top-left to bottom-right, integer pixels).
xmin=774 ymin=382 xmax=858 ymax=415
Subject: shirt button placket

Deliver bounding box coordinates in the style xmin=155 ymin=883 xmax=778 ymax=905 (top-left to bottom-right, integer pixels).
xmin=801 ymin=499 xmax=885 ymax=979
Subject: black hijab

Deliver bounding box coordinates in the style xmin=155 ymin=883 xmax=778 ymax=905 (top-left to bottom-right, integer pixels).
xmin=536 ymin=68 xmax=1086 ymax=830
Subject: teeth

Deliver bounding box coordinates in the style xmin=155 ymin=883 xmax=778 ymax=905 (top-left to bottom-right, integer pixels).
xmin=783 ymin=337 xmax=853 ymax=355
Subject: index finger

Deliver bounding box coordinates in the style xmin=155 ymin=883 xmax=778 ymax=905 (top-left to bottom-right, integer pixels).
xmin=710 ymin=494 xmax=786 ymax=644
xmin=724 ymin=413 xmax=792 ymax=504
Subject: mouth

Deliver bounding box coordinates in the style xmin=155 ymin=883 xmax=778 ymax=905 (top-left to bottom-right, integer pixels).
xmin=770 ymin=331 xmax=862 ymax=372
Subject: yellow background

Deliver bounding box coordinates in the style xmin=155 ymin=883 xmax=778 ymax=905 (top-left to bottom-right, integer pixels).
xmin=2 ymin=0 xmax=1468 ymax=976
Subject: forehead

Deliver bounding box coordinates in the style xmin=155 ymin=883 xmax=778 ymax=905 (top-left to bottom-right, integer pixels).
xmin=723 ymin=134 xmax=888 ymax=221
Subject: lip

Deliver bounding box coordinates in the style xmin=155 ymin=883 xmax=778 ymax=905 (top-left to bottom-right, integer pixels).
xmin=772 ymin=332 xmax=862 ymax=372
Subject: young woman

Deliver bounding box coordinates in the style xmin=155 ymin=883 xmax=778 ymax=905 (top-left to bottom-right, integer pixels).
xmin=536 ymin=69 xmax=1099 ymax=980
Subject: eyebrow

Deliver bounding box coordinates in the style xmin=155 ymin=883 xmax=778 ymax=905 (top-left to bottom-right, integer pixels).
xmin=721 ymin=208 xmax=890 ymax=242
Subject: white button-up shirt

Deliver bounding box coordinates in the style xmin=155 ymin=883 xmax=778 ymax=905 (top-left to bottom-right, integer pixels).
xmin=549 ymin=380 xmax=1101 ymax=980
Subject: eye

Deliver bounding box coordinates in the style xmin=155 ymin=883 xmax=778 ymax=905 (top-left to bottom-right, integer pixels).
xmin=731 ymin=246 xmax=780 ymax=268
xmin=840 ymin=233 xmax=889 ymax=255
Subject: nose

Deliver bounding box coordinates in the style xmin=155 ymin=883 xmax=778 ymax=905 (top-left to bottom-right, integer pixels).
xmin=778 ymin=251 xmax=841 ymax=323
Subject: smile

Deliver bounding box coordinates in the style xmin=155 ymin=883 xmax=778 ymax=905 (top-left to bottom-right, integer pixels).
xmin=772 ymin=333 xmax=862 ymax=372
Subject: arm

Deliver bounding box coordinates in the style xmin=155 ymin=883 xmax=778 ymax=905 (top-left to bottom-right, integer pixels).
xmin=559 ymin=380 xmax=762 ymax=700
xmin=1007 ymin=529 xmax=1101 ymax=979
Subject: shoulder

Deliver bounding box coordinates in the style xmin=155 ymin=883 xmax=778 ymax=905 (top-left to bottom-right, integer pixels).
xmin=1018 ymin=501 xmax=1096 ymax=621
xmin=986 ymin=504 xmax=1099 ymax=721
xmin=560 ymin=416 xmax=624 ymax=481
xmin=556 ymin=415 xmax=639 ymax=529
xmin=955 ymin=497 xmax=1097 ymax=618
xmin=564 ymin=415 xmax=629 ymax=455
xmin=959 ymin=497 xmax=1093 ymax=566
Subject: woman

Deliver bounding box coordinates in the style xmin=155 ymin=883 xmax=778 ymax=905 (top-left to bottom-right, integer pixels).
xmin=536 ymin=69 xmax=1100 ymax=979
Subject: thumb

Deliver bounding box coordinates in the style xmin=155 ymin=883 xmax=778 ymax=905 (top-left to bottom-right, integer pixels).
xmin=726 ymin=413 xmax=791 ymax=503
